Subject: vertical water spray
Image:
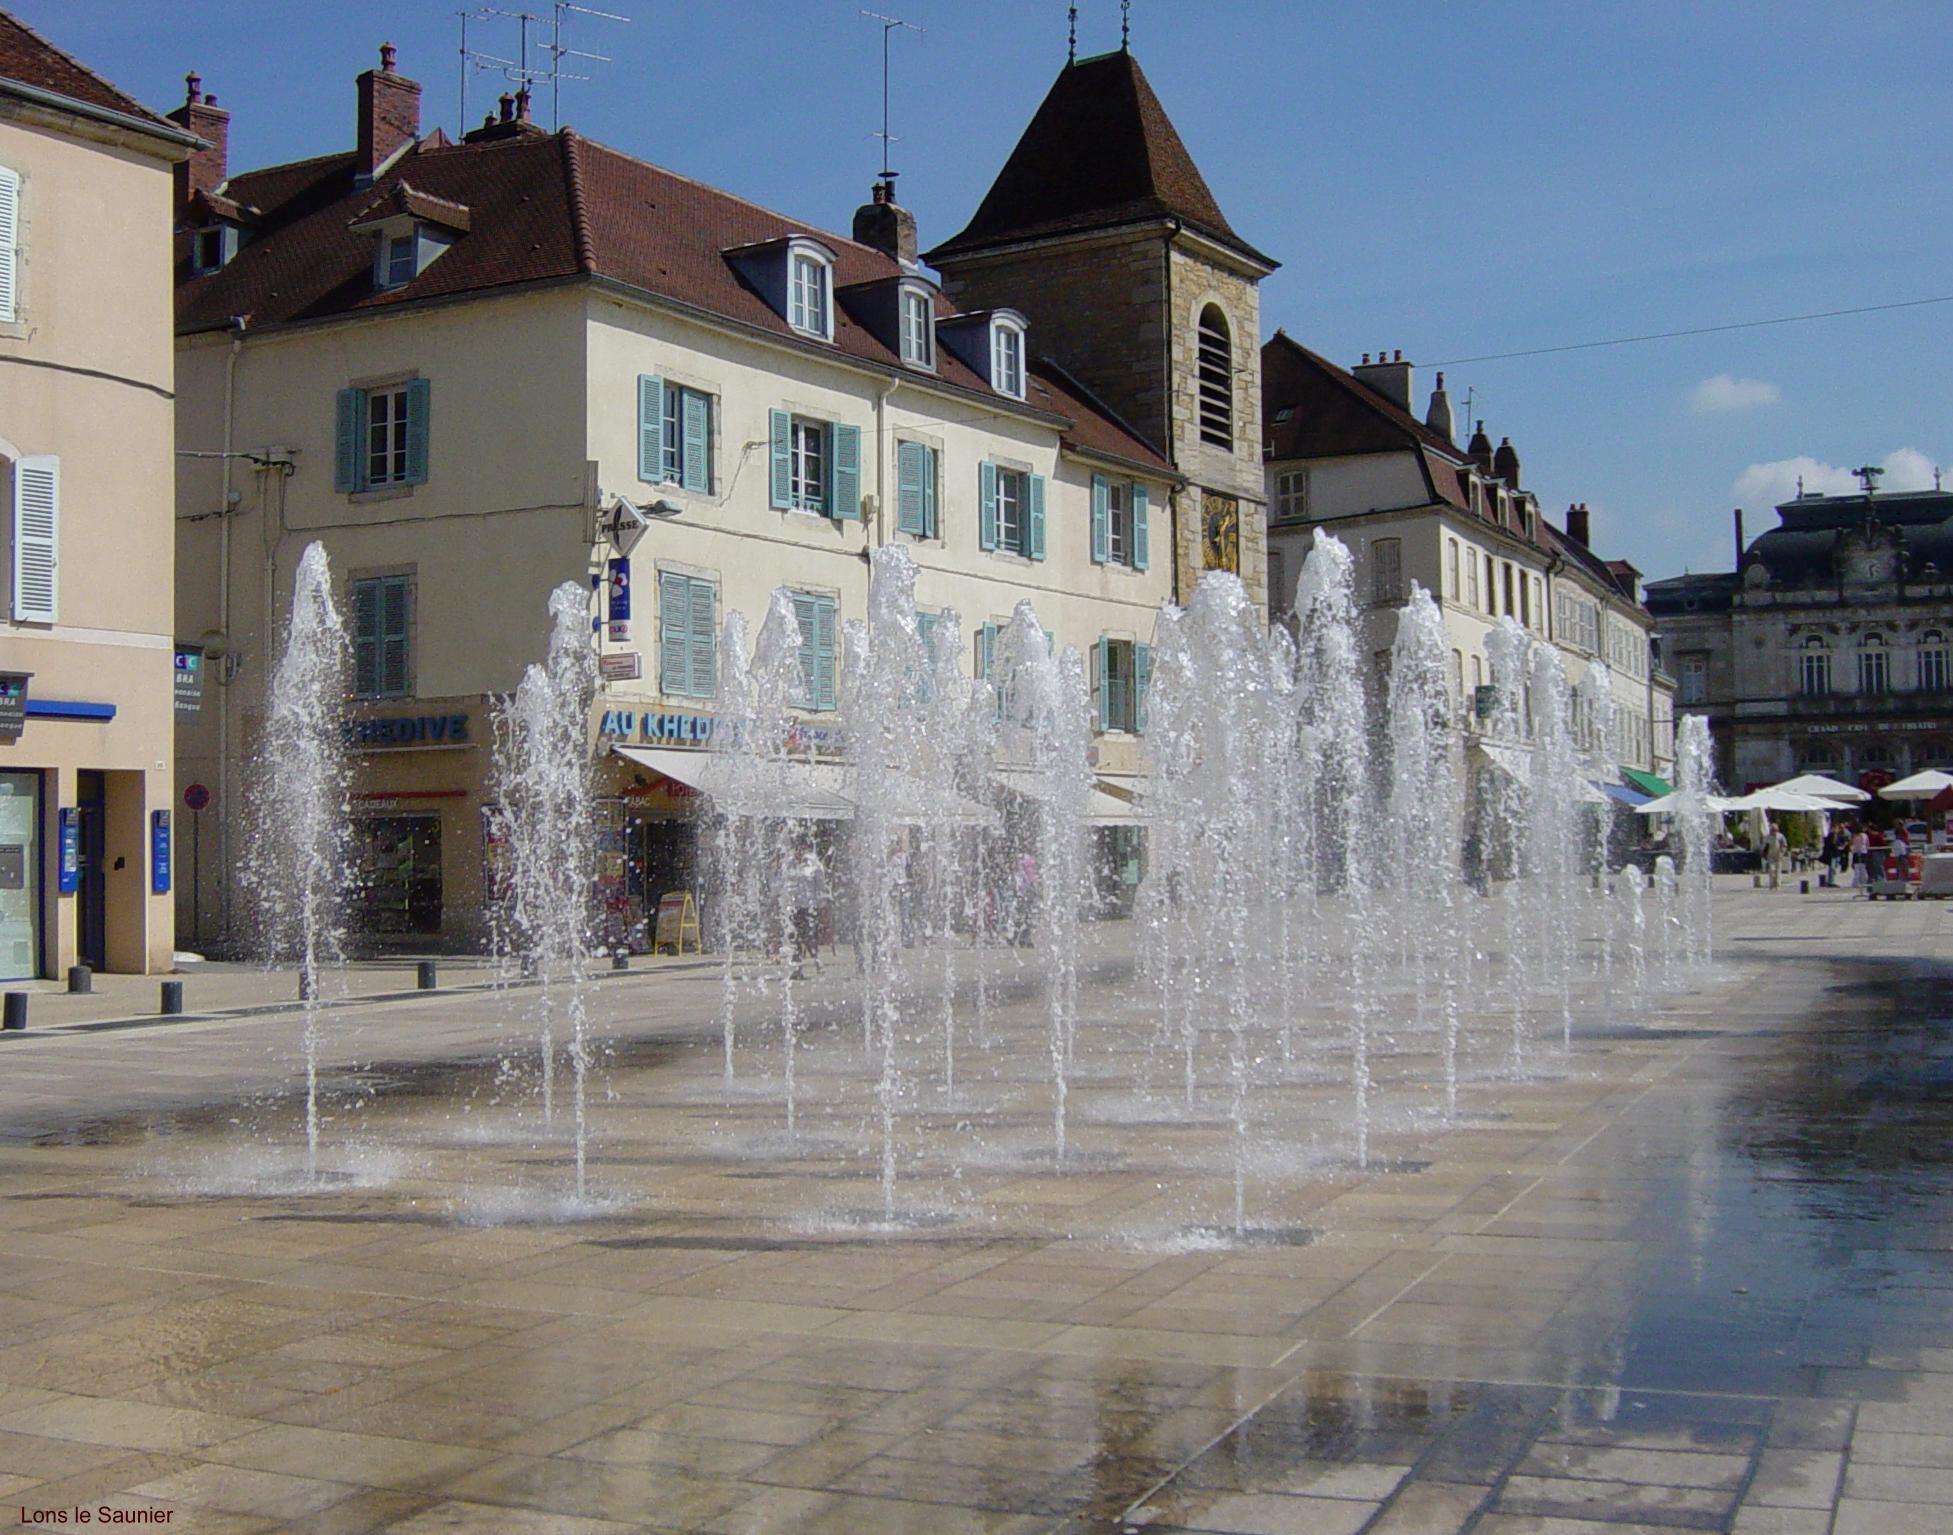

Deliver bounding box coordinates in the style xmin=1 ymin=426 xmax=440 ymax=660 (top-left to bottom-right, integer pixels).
xmin=246 ymin=542 xmax=352 ymax=1182
xmin=1675 ymin=715 xmax=1716 ymax=970
xmin=1387 ymin=585 xmax=1464 ymax=1115
xmin=1575 ymin=663 xmax=1620 ymax=1015
xmin=1527 ymin=645 xmax=1582 ymax=1056
xmin=1483 ymin=618 xmax=1535 ymax=1077
xmin=1292 ymin=532 xmax=1373 ymax=1165
xmin=491 ymin=581 xmax=598 ymax=1197
xmin=713 ymin=609 xmax=756 ymax=1085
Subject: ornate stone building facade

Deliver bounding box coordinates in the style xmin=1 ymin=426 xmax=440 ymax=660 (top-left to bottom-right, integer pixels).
xmin=926 ymin=46 xmax=1275 ymax=613
xmin=1646 ymin=485 xmax=1953 ymax=791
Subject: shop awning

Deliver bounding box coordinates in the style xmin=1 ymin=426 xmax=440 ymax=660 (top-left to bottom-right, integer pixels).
xmin=1621 ymin=768 xmax=1672 ymax=798
xmin=611 ymin=745 xmax=855 ymax=820
xmin=993 ymin=767 xmax=1145 ymax=826
xmin=1601 ymin=781 xmax=1654 ymax=807
xmin=1470 ymin=740 xmax=1532 ymax=782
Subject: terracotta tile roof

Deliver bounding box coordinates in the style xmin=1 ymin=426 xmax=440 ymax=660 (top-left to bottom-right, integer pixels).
xmin=1262 ymin=331 xmax=1461 ymax=463
xmin=176 ymin=127 xmax=1168 ymax=472
xmin=0 ymin=9 xmax=179 ymax=132
xmin=1542 ymin=518 xmax=1635 ymax=601
xmin=926 ymin=50 xmax=1274 ymax=270
xmin=349 ymin=181 xmax=472 ymax=233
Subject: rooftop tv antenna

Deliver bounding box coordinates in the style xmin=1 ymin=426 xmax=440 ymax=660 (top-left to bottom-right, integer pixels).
xmin=457 ymin=3 xmax=627 ymax=134
xmin=860 ymin=10 xmax=922 ymax=183
xmin=1854 ymin=464 xmax=1884 ymax=497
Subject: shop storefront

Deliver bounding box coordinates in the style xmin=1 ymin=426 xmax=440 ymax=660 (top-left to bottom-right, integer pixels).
xmin=0 ymin=769 xmax=42 ymax=981
xmin=345 ymin=702 xmax=486 ymax=951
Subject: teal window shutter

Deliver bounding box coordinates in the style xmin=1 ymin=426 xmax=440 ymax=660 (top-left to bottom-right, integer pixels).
xmin=1091 ymin=475 xmax=1110 ymax=564
xmin=334 ymin=388 xmax=364 ymax=493
xmin=1135 ymin=641 xmax=1154 ymax=733
xmin=896 ymin=442 xmax=925 ymax=535
xmin=814 ymin=595 xmax=837 ymax=708
xmin=792 ymin=591 xmax=818 ymax=706
xmin=977 ymin=622 xmax=997 ymax=681
xmin=829 ymin=424 xmax=861 ymax=520
xmin=681 ymin=389 xmax=711 ymax=494
xmin=1132 ymin=482 xmax=1150 ymax=570
xmin=769 ymin=409 xmax=792 ymax=509
xmin=380 ymin=575 xmax=410 ymax=696
xmin=689 ymin=578 xmax=717 ymax=696
xmin=922 ymin=446 xmax=938 ymax=537
xmin=403 ymin=378 xmax=431 ymax=485
xmin=638 ymin=375 xmax=664 ymax=482
xmin=1095 ymin=637 xmax=1110 ymax=732
xmin=352 ymin=578 xmax=380 ymax=695
xmin=1027 ymin=473 xmax=1047 ymax=561
xmin=915 ymin=610 xmax=939 ymax=703
xmin=978 ymin=461 xmax=998 ymax=551
xmin=660 ymin=571 xmax=691 ymax=695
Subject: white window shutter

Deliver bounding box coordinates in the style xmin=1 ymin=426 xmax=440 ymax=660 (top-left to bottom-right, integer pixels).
xmin=0 ymin=166 xmax=19 ymax=325
xmin=11 ymin=454 xmax=57 ymax=622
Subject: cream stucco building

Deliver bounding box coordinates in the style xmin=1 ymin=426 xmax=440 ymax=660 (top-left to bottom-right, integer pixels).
xmin=172 ymin=48 xmax=1246 ymax=952
xmin=1260 ymin=334 xmax=1677 ymax=818
xmin=0 ymin=14 xmax=195 ymax=980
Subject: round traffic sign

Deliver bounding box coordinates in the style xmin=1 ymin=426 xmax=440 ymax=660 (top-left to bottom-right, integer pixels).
xmin=183 ymin=783 xmax=211 ymax=812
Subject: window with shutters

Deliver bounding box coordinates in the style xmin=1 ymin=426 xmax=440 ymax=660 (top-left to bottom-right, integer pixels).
xmin=900 ymin=286 xmax=935 ymax=370
xmin=789 ymin=419 xmax=826 ymax=512
xmin=1446 ymin=539 xmax=1460 ymax=601
xmin=350 ymin=574 xmax=412 ymax=698
xmin=789 ymin=251 xmax=831 ymax=339
xmin=8 ymin=454 xmax=58 ymax=623
xmin=0 ymin=165 xmax=19 ymax=326
xmin=1197 ymin=305 xmax=1233 ymax=448
xmin=1096 ymin=638 xmax=1152 ymax=734
xmin=1466 ymin=548 xmax=1481 ymax=611
xmin=995 ymin=469 xmax=1025 ymax=554
xmin=791 ymin=591 xmax=838 ymax=711
xmin=1090 ymin=473 xmax=1150 ymax=570
xmin=769 ymin=411 xmax=859 ymax=520
xmin=337 ymin=381 xmax=430 ymax=494
xmin=658 ymin=572 xmax=717 ymax=699
xmin=642 ymin=381 xmax=712 ymax=492
xmin=1679 ymin=654 xmax=1708 ymax=704
xmin=895 ymin=441 xmax=938 ymax=538
xmin=1370 ymin=537 xmax=1404 ymax=605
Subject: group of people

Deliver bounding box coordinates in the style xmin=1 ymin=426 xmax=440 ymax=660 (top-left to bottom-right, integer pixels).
xmin=1824 ymin=820 xmax=1917 ymax=888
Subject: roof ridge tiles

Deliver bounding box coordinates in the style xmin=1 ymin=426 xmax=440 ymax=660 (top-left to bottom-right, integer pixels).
xmin=560 ymin=129 xmax=596 ymax=274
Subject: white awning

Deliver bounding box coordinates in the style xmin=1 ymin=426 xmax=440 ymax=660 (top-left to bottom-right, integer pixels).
xmin=611 ymin=745 xmax=855 ymax=820
xmin=993 ymin=766 xmax=1144 ymax=826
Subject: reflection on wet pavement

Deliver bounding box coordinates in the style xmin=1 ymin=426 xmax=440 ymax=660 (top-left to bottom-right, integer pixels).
xmin=1 ymin=889 xmax=1951 ymax=1532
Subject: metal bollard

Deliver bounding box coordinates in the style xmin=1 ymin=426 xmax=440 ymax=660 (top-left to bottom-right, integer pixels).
xmin=159 ymin=980 xmax=184 ymax=1016
xmin=417 ymin=960 xmax=438 ymax=990
xmin=611 ymin=950 xmax=629 ymax=970
xmin=66 ymin=965 xmax=92 ymax=994
xmin=3 ymin=992 xmax=25 ymax=1030
xmin=1800 ymin=879 xmax=1810 ymax=895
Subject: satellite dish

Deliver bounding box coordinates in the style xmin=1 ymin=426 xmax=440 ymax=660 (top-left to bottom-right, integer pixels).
xmin=603 ymin=495 xmax=651 ymax=557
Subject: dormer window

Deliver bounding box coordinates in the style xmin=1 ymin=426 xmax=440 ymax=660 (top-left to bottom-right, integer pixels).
xmin=789 ymin=248 xmax=832 ymax=339
xmin=190 ymin=224 xmax=240 ymax=276
xmin=991 ymin=316 xmax=1025 ymax=400
xmin=383 ymin=233 xmax=416 ymax=290
xmin=348 ymin=184 xmax=470 ymax=297
xmin=899 ymin=285 xmax=934 ymax=370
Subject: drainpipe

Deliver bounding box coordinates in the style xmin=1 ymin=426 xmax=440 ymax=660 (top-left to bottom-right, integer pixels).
xmin=872 ymin=374 xmax=899 ymax=550
xmin=216 ymin=315 xmax=245 ymax=946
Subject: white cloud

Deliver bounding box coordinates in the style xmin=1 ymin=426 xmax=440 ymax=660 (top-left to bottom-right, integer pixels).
xmin=1691 ymin=374 xmax=1781 ymax=413
xmin=1732 ymin=448 xmax=1942 ymax=508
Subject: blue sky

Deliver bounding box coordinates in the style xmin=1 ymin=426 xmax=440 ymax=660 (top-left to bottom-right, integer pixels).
xmin=28 ymin=1 xmax=1953 ymax=581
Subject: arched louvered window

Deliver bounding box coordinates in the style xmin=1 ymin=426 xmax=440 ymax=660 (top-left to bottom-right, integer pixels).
xmin=1196 ymin=305 xmax=1232 ymax=448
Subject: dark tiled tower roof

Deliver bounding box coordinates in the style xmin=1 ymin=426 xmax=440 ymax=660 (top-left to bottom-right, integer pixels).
xmin=926 ymin=49 xmax=1271 ymax=268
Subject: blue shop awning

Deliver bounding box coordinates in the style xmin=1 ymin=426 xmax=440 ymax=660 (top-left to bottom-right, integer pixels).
xmin=1602 ymin=781 xmax=1654 ymax=807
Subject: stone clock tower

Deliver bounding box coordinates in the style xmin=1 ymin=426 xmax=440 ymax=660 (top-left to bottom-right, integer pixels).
xmin=925 ymin=46 xmax=1277 ymax=613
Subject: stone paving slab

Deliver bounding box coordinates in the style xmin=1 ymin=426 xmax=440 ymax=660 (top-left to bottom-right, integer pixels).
xmin=0 ymin=880 xmax=1948 ymax=1532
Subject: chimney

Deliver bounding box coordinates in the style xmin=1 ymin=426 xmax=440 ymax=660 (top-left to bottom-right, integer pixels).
xmin=1567 ymin=502 xmax=1591 ymax=548
xmin=852 ymin=177 xmax=918 ymax=266
xmin=1351 ymin=347 xmax=1413 ymax=413
xmin=1734 ymin=507 xmax=1745 ymax=570
xmin=166 ymin=72 xmax=229 ymax=208
xmin=1492 ymin=435 xmax=1521 ymax=489
xmin=356 ymin=42 xmax=420 ymax=179
xmin=1467 ymin=420 xmax=1494 ymax=474
xmin=1425 ymin=370 xmax=1454 ymax=443
xmin=513 ymin=85 xmax=533 ymax=123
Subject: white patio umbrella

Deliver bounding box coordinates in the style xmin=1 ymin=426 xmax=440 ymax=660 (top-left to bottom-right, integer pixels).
xmin=1630 ymin=791 xmax=1734 ymax=815
xmin=1878 ymin=769 xmax=1953 ymax=802
xmin=1720 ymin=788 xmax=1837 ymax=814
xmin=1770 ymin=772 xmax=1871 ymax=804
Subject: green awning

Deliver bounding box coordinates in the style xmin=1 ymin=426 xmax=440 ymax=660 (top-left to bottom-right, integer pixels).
xmin=1621 ymin=767 xmax=1673 ymax=798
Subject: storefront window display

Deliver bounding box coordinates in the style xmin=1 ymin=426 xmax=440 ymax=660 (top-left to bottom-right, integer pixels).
xmin=0 ymin=771 xmax=40 ymax=980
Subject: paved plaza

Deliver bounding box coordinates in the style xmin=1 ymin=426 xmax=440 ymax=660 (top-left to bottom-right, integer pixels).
xmin=1 ymin=879 xmax=1951 ymax=1533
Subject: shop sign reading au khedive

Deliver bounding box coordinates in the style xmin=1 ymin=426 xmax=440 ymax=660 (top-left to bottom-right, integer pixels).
xmin=599 ymin=709 xmax=847 ymax=754
xmin=343 ymin=712 xmax=473 ymax=748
